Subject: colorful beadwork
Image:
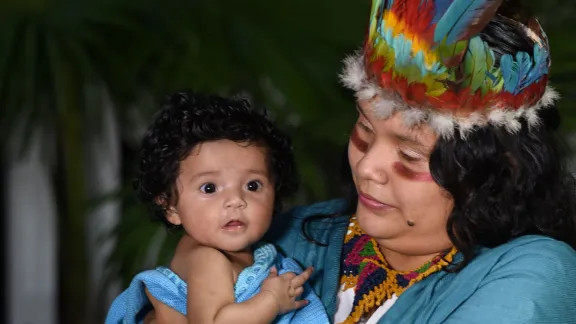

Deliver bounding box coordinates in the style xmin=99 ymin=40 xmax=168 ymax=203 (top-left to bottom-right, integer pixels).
xmin=339 ymin=216 xmax=458 ymax=324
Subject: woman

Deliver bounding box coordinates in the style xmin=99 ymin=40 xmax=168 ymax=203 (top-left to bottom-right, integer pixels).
xmin=146 ymin=0 xmax=576 ymax=323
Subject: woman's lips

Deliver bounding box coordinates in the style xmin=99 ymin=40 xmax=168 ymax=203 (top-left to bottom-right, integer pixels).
xmin=358 ymin=192 xmax=394 ymax=211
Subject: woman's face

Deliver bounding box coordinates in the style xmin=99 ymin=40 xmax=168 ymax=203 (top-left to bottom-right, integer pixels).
xmin=348 ymin=98 xmax=453 ymax=256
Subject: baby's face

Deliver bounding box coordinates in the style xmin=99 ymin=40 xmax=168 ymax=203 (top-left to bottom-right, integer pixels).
xmin=166 ymin=139 xmax=275 ymax=253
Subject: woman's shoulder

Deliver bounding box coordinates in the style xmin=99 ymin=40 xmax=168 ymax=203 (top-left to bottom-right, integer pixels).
xmin=419 ymin=236 xmax=576 ymax=323
xmin=469 ymin=235 xmax=576 ymax=296
xmin=483 ymin=235 xmax=576 ymax=271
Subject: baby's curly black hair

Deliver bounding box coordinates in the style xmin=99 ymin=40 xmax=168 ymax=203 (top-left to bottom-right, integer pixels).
xmin=134 ymin=91 xmax=299 ymax=228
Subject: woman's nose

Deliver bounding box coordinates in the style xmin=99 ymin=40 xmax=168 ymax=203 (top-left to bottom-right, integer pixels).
xmin=355 ymin=145 xmax=390 ymax=184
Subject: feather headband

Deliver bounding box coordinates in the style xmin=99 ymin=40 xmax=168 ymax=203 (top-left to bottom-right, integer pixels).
xmin=340 ymin=0 xmax=558 ymax=138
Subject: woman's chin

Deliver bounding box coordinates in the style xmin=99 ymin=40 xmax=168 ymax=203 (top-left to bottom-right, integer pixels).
xmin=356 ymin=206 xmax=406 ymax=239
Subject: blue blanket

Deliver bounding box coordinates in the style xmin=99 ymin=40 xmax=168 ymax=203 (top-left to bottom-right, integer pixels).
xmin=105 ymin=243 xmax=330 ymax=324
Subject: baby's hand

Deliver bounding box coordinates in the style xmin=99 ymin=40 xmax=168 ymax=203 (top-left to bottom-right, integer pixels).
xmin=260 ymin=266 xmax=313 ymax=314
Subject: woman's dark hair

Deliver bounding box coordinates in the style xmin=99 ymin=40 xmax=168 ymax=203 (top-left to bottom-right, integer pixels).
xmin=304 ymin=6 xmax=576 ymax=269
xmin=431 ymin=106 xmax=576 ymax=270
xmin=430 ymin=11 xmax=576 ymax=269
xmin=134 ymin=91 xmax=299 ymax=228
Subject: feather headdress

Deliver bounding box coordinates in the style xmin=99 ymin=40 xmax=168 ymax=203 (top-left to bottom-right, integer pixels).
xmin=341 ymin=0 xmax=557 ymax=138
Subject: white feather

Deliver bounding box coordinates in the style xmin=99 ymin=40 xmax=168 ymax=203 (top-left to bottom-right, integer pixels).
xmin=514 ymin=107 xmax=526 ymax=118
xmin=524 ymin=108 xmax=541 ymax=127
xmin=457 ymin=112 xmax=483 ymax=136
xmin=401 ymin=108 xmax=427 ymax=127
xmin=340 ymin=53 xmax=366 ymax=91
xmin=505 ymin=117 xmax=522 ymax=133
xmin=428 ymin=113 xmax=455 ymax=139
xmin=539 ymin=86 xmax=560 ymax=108
xmin=356 ymin=82 xmax=380 ymax=100
xmin=371 ymin=97 xmax=396 ymax=119
xmin=488 ymin=109 xmax=507 ymax=126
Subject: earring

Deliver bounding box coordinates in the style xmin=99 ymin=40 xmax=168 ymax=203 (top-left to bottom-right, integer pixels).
xmin=406 ymin=220 xmax=415 ymax=227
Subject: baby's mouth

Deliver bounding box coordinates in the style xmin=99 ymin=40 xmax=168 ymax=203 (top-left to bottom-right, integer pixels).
xmin=222 ymin=220 xmax=245 ymax=230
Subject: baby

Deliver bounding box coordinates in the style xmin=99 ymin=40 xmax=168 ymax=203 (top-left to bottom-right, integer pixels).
xmin=106 ymin=92 xmax=327 ymax=324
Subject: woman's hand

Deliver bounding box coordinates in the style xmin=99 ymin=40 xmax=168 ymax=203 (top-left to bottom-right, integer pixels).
xmin=144 ymin=288 xmax=187 ymax=324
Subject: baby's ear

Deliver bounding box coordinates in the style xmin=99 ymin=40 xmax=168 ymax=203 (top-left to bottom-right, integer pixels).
xmin=155 ymin=195 xmax=182 ymax=226
xmin=165 ymin=207 xmax=182 ymax=226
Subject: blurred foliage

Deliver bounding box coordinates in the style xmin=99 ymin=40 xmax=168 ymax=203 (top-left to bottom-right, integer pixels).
xmin=526 ymin=0 xmax=576 ymax=130
xmin=1 ymin=0 xmax=575 ymax=322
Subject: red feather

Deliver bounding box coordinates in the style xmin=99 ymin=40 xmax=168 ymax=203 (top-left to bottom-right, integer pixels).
xmin=406 ymin=83 xmax=428 ymax=105
xmin=391 ymin=0 xmax=436 ymax=40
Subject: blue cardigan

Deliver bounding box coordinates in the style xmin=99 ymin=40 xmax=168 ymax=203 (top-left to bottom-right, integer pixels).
xmin=263 ymin=199 xmax=576 ymax=324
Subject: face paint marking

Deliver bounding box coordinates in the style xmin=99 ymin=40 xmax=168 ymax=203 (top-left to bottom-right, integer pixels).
xmin=393 ymin=162 xmax=433 ymax=182
xmin=350 ymin=126 xmax=368 ymax=153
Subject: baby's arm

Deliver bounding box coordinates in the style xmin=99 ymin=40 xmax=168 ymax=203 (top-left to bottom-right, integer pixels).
xmin=144 ymin=288 xmax=187 ymax=324
xmin=186 ymin=246 xmax=280 ymax=324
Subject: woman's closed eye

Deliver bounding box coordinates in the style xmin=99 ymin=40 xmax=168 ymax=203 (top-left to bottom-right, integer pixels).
xmin=398 ymin=148 xmax=425 ymax=163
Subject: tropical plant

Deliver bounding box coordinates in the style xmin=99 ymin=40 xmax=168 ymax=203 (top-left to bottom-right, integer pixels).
xmin=0 ymin=0 xmax=180 ymax=323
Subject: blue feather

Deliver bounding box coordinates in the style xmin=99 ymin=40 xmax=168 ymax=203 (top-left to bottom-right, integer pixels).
xmin=385 ymin=0 xmax=394 ymax=9
xmin=500 ymin=54 xmax=518 ymax=93
xmin=485 ymin=71 xmax=497 ymax=82
xmin=414 ymin=51 xmax=427 ymax=76
xmin=434 ymin=0 xmax=502 ymax=44
xmin=534 ymin=44 xmax=549 ymax=74
xmin=377 ymin=0 xmax=393 ymax=14
xmin=519 ymin=44 xmax=549 ymax=89
xmin=394 ymin=34 xmax=412 ymax=67
xmin=514 ymin=52 xmax=533 ymax=93
xmin=432 ymin=0 xmax=453 ymax=24
xmin=383 ymin=27 xmax=394 ymax=44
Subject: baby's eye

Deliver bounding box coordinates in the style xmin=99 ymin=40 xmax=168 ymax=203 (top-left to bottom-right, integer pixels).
xmin=200 ymin=183 xmax=217 ymax=194
xmin=246 ymin=180 xmax=263 ymax=192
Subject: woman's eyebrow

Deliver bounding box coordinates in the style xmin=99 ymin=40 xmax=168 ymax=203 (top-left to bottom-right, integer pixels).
xmin=356 ymin=102 xmax=432 ymax=153
xmin=395 ymin=133 xmax=423 ymax=146
xmin=355 ymin=103 xmax=368 ymax=118
xmin=394 ymin=133 xmax=432 ymax=155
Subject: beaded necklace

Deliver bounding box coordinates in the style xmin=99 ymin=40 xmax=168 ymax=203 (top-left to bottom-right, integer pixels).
xmin=339 ymin=216 xmax=458 ymax=324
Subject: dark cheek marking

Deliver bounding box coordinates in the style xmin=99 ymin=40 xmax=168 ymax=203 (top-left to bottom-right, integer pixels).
xmin=393 ymin=162 xmax=433 ymax=182
xmin=350 ymin=127 xmax=368 ymax=153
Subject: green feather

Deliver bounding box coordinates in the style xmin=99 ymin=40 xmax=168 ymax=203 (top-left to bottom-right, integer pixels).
xmin=435 ymin=38 xmax=469 ymax=67
xmin=481 ymin=41 xmax=499 ymax=95
xmin=462 ymin=37 xmax=487 ymax=92
xmin=374 ymin=41 xmax=395 ymax=72
xmin=482 ymin=69 xmax=504 ymax=95
xmin=397 ymin=64 xmax=425 ymax=83
xmin=485 ymin=39 xmax=494 ymax=71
